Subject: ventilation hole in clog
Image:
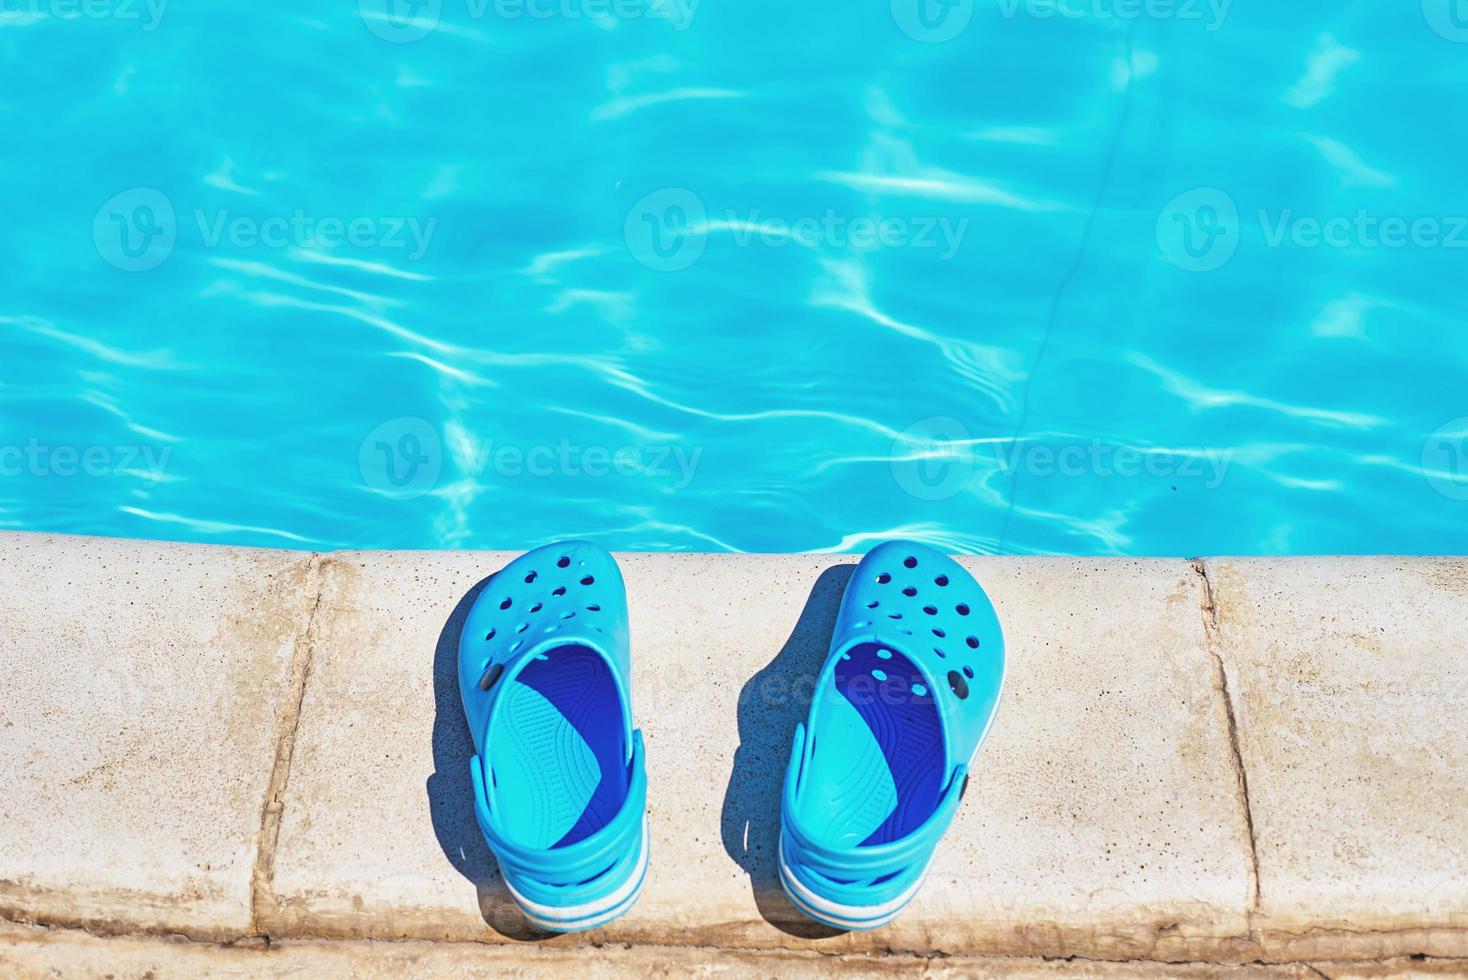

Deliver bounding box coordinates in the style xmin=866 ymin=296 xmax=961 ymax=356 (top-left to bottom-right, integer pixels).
xmin=963 ymin=665 xmax=975 ymax=679
xmin=887 ymin=612 xmax=903 ymax=620
xmin=923 ymin=605 xmax=937 ymax=616
xmin=934 ymin=647 xmax=946 ymax=658
xmin=900 ymin=628 xmax=913 ymax=636
xmin=557 ymin=556 xmax=571 ymax=568
xmin=947 ymin=670 xmax=969 ymax=700
xmin=516 ymin=623 xmax=528 ymax=633
xmin=552 ymin=586 xmax=567 ymax=596
xmin=524 ymin=571 xmax=537 ymax=584
xmin=561 ymin=610 xmax=576 ymax=620
xmin=546 ymin=625 xmax=560 ymax=633
xmin=853 ymin=621 xmax=870 ymax=629
xmin=510 ymin=640 xmax=523 ymax=654
xmin=499 ymin=597 xmax=512 ymax=610
xmin=529 ymin=602 xmax=543 ymax=613
xmin=912 ymin=683 xmax=928 ymax=697
xmin=872 ymin=668 xmax=888 ymax=682
xmin=586 ymin=604 xmax=601 ymax=612
xmin=933 ymin=628 xmax=946 ymax=638
xmin=903 ymin=556 xmax=918 ymax=568
xmin=478 ymin=663 xmax=504 ymax=692
xmin=877 ymin=648 xmax=893 ymax=660
xmin=485 ymin=628 xmax=496 ymax=641
xmin=934 ymin=574 xmax=949 ymax=587
xmin=876 ymin=572 xmax=891 ymax=584
xmin=902 ymin=586 xmax=917 ymax=597
xmin=966 ymin=636 xmax=979 ymax=649
xmin=956 ymin=603 xmax=971 ymax=616
xmin=580 ymin=575 xmax=595 ymax=586
xmin=866 ymin=600 xmax=879 ymax=609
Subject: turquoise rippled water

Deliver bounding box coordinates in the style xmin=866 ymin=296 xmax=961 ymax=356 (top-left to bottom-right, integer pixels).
xmin=2 ymin=2 xmax=1465 ymax=554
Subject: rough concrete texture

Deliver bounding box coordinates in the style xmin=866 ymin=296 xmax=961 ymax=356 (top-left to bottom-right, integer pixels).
xmin=266 ymin=553 xmax=1253 ymax=960
xmin=1205 ymin=558 xmax=1468 ymax=962
xmin=2 ymin=533 xmax=1464 ymax=970
xmin=0 ymin=924 xmax=1341 ymax=979
xmin=0 ymin=533 xmax=316 ymax=938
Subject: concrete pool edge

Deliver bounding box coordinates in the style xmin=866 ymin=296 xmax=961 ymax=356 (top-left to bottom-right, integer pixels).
xmin=1 ymin=532 xmax=1464 ymax=968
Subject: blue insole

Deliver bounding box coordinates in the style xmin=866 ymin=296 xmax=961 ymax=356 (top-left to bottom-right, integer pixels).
xmin=803 ymin=643 xmax=945 ymax=848
xmin=488 ymin=645 xmax=629 ymax=849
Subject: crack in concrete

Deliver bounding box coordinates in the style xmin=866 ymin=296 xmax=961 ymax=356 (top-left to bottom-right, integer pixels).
xmin=1191 ymin=558 xmax=1262 ymax=916
xmin=249 ymin=553 xmax=328 ymax=937
xmin=5 ymin=919 xmax=1467 ymax=971
xmin=8 ymin=910 xmax=1468 ymax=968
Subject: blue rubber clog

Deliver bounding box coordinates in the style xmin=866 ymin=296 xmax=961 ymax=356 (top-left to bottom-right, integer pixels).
xmin=779 ymin=541 xmax=1005 ymax=930
xmin=458 ymin=541 xmax=647 ymax=932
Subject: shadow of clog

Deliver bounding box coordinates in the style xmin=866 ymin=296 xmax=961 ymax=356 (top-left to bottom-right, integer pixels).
xmin=426 ymin=571 xmax=554 ymax=942
xmin=719 ymin=562 xmax=853 ymax=939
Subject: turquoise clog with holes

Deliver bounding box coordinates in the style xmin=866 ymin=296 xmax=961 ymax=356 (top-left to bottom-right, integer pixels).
xmin=779 ymin=541 xmax=1005 ymax=930
xmin=458 ymin=541 xmax=647 ymax=932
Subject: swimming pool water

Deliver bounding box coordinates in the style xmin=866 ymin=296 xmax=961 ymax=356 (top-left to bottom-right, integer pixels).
xmin=2 ymin=2 xmax=1465 ymax=554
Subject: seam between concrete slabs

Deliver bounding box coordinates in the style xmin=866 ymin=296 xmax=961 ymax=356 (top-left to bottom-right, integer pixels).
xmin=1191 ymin=557 xmax=1262 ymax=919
xmin=250 ymin=552 xmax=328 ymax=935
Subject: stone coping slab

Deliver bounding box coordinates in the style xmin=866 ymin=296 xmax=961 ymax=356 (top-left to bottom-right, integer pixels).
xmin=0 ymin=533 xmax=316 ymax=938
xmin=0 ymin=532 xmax=1463 ymax=966
xmin=1204 ymin=558 xmax=1468 ymax=962
xmin=267 ymin=552 xmax=1253 ymax=960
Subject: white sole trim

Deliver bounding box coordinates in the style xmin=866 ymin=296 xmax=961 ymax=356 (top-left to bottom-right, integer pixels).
xmin=777 ymin=834 xmax=928 ymax=926
xmin=503 ymin=816 xmax=649 ymax=931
